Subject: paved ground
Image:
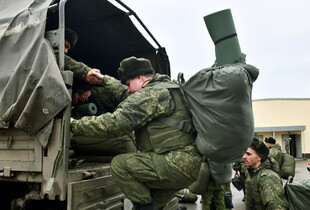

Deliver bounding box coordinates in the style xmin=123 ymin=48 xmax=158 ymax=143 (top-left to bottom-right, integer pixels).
xmin=183 ymin=159 xmax=309 ymax=210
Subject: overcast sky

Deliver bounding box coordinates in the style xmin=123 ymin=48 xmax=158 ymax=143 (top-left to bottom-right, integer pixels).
xmin=121 ymin=0 xmax=310 ymax=100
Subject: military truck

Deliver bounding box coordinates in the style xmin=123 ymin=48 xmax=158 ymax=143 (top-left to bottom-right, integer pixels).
xmin=0 ymin=0 xmax=170 ymax=209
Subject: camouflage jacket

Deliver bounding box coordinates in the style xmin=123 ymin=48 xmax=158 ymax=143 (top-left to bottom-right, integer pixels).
xmin=245 ymin=157 xmax=288 ymax=210
xmin=71 ymin=74 xmax=175 ymax=138
xmin=71 ymin=74 xmax=202 ymax=180
xmin=269 ymin=144 xmax=283 ymax=168
xmin=64 ymin=54 xmax=91 ymax=81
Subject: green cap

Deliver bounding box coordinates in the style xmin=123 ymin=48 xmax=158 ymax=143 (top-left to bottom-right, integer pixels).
xmin=250 ymin=138 xmax=269 ymax=161
xmin=118 ymin=56 xmax=154 ymax=84
xmin=204 ymin=9 xmax=242 ymax=66
xmin=65 ymin=28 xmax=78 ymax=49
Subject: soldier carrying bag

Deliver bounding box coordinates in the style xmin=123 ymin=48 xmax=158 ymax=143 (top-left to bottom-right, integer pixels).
xmin=156 ymin=9 xmax=259 ymax=189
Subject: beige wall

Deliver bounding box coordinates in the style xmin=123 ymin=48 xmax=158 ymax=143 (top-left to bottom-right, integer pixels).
xmin=252 ymin=99 xmax=310 ymax=157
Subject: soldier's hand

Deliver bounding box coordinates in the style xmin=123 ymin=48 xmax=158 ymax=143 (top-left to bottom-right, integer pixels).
xmin=73 ymin=93 xmax=80 ymax=105
xmin=81 ymin=91 xmax=91 ymax=102
xmin=86 ymin=68 xmax=102 ymax=84
xmin=91 ymin=71 xmax=104 ymax=80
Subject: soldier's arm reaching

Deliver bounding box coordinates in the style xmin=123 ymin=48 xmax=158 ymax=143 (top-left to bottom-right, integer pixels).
xmin=70 ymin=86 xmax=175 ymax=137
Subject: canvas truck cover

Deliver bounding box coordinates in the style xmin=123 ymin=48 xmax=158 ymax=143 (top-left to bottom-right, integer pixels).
xmin=0 ymin=0 xmax=170 ymax=142
xmin=0 ymin=0 xmax=71 ymax=141
xmin=60 ymin=0 xmax=170 ymax=79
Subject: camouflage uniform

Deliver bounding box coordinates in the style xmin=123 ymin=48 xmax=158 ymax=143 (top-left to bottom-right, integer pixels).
xmin=233 ymin=157 xmax=247 ymax=199
xmin=71 ymin=74 xmax=202 ymax=208
xmin=245 ymin=156 xmax=288 ymax=210
xmin=269 ymin=144 xmax=283 ymax=168
xmin=63 ymin=54 xmax=93 ymax=96
xmin=201 ymin=180 xmax=225 ymax=210
xmin=285 ymin=141 xmax=290 ymax=154
xmin=64 ymin=54 xmax=91 ymax=80
xmin=53 ymin=52 xmax=91 ymax=96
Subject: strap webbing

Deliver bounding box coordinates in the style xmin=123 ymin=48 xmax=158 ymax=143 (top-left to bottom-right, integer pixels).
xmin=157 ymin=117 xmax=196 ymax=135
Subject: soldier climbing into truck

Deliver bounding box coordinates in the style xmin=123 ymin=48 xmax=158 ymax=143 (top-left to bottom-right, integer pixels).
xmin=0 ymin=0 xmax=170 ymax=209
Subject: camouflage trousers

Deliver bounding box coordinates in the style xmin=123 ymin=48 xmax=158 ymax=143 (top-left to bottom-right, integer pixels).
xmin=201 ymin=188 xmax=225 ymax=210
xmin=222 ymin=182 xmax=231 ymax=194
xmin=111 ymin=151 xmax=199 ymax=209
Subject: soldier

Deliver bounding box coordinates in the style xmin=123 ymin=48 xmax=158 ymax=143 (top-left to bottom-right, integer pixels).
xmin=70 ymin=56 xmax=202 ymax=209
xmin=201 ymin=180 xmax=225 ymax=210
xmin=232 ymin=157 xmax=247 ymax=201
xmin=243 ymin=138 xmax=288 ymax=210
xmin=265 ymin=137 xmax=283 ymax=168
xmin=62 ymin=28 xmax=102 ymax=104
xmin=64 ymin=29 xmax=136 ymax=155
xmin=284 ymin=139 xmax=290 ymax=154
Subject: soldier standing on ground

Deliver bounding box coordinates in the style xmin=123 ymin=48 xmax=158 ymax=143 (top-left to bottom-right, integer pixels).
xmin=284 ymin=139 xmax=290 ymax=154
xmin=232 ymin=158 xmax=247 ymax=202
xmin=265 ymin=137 xmax=283 ymax=168
xmin=70 ymin=56 xmax=202 ymax=209
xmin=243 ymin=138 xmax=288 ymax=210
xmin=201 ymin=180 xmax=225 ymax=210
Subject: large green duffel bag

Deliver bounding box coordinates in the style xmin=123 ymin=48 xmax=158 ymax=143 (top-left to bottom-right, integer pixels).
xmin=71 ymin=134 xmax=136 ymax=156
xmin=280 ymin=153 xmax=296 ymax=179
xmin=285 ymin=178 xmax=310 ymax=210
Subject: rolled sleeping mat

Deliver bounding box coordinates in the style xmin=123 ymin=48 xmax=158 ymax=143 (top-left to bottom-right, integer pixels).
xmin=204 ymin=9 xmax=242 ymax=66
xmin=76 ymin=103 xmax=97 ymax=116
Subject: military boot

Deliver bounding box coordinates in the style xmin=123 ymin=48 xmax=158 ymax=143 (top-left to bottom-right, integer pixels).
xmin=133 ymin=202 xmax=157 ymax=210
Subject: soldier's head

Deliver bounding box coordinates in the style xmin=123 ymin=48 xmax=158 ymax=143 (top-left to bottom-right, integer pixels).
xmin=243 ymin=138 xmax=269 ymax=169
xmin=264 ymin=136 xmax=276 ymax=148
xmin=64 ymin=28 xmax=78 ymax=54
xmin=118 ymin=56 xmax=155 ymax=92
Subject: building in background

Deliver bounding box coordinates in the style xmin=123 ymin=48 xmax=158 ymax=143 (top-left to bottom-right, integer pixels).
xmin=253 ymin=99 xmax=309 ymax=158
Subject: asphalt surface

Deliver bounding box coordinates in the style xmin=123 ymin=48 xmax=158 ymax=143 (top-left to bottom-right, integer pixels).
xmin=183 ymin=159 xmax=310 ymax=210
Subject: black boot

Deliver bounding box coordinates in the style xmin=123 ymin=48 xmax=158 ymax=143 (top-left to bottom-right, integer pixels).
xmin=224 ymin=192 xmax=234 ymax=209
xmin=176 ymin=203 xmax=187 ymax=210
xmin=133 ymin=202 xmax=156 ymax=210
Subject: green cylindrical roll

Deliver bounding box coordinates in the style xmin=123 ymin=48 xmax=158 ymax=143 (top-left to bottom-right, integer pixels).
xmin=204 ymin=9 xmax=242 ymax=66
xmin=76 ymin=103 xmax=97 ymax=116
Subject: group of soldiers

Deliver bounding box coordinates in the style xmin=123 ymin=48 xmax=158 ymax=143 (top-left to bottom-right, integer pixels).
xmin=62 ymin=27 xmax=291 ymax=210
xmin=231 ymin=137 xmax=291 ymax=210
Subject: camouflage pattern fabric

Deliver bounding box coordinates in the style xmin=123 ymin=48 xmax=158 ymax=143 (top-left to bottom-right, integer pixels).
xmin=74 ymin=84 xmax=118 ymax=112
xmin=201 ymin=180 xmax=225 ymax=210
xmin=269 ymin=144 xmax=283 ymax=168
xmin=100 ymin=75 xmax=130 ymax=102
xmin=71 ymin=74 xmax=202 ymax=207
xmin=285 ymin=141 xmax=290 ymax=154
xmin=110 ymin=147 xmax=201 ymax=208
xmin=245 ymin=157 xmax=288 ymax=210
xmin=258 ymin=169 xmax=288 ymax=209
xmin=71 ymin=75 xmax=175 ymax=138
xmin=222 ymin=182 xmax=231 ymax=194
xmin=175 ymin=188 xmax=198 ymax=203
xmin=64 ymin=54 xmax=91 ymax=80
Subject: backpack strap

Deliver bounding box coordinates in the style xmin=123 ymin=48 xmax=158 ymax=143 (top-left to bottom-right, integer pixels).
xmin=156 ymin=117 xmax=196 ymax=135
xmin=152 ymin=82 xmax=196 ymax=135
xmin=151 ymin=82 xmax=180 ymax=89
